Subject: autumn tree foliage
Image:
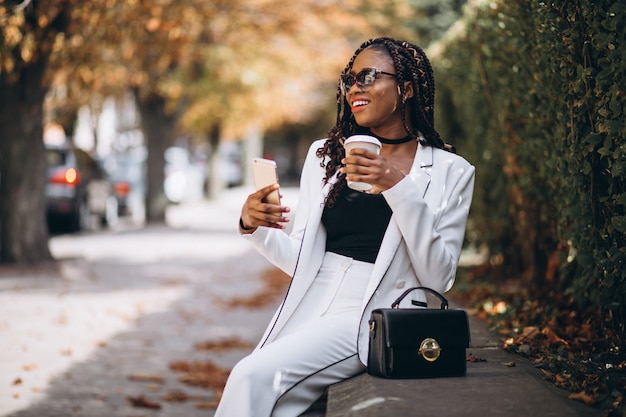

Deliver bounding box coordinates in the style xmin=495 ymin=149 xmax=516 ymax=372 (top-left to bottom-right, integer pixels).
xmin=1 ymin=0 xmax=421 ymax=262
xmin=1 ymin=0 xmax=468 ymax=263
xmin=38 ymin=0 xmax=383 ymax=223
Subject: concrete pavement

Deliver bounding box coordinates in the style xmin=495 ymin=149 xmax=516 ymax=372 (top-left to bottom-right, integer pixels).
xmin=0 ymin=186 xmax=602 ymax=416
xmin=1 ymin=186 xmax=286 ymax=417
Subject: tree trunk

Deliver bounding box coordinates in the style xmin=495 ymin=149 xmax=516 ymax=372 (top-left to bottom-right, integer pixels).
xmin=206 ymin=123 xmax=221 ymax=201
xmin=133 ymin=90 xmax=175 ymax=223
xmin=0 ymin=63 xmax=53 ymax=263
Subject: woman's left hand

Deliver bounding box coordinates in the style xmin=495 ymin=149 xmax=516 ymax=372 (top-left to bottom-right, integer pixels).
xmin=340 ymin=148 xmax=405 ymax=192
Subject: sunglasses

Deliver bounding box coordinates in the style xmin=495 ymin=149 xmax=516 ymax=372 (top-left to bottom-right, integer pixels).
xmin=340 ymin=68 xmax=396 ymax=95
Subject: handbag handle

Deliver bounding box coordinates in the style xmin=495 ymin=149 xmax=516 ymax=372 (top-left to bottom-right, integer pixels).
xmin=391 ymin=286 xmax=449 ymax=310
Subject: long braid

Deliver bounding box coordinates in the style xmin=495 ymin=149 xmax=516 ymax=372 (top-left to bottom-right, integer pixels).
xmin=317 ymin=37 xmax=453 ymax=207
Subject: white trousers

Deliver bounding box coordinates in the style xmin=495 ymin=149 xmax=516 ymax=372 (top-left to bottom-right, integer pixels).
xmin=214 ymin=252 xmax=372 ymax=417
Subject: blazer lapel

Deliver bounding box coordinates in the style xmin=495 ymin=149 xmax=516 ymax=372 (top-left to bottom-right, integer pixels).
xmin=412 ymin=144 xmax=434 ymax=198
xmin=364 ymin=144 xmax=433 ymax=299
xmin=268 ymin=173 xmax=336 ymax=337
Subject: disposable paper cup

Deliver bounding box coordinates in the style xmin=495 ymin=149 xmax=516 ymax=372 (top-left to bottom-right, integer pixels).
xmin=343 ymin=135 xmax=382 ymax=191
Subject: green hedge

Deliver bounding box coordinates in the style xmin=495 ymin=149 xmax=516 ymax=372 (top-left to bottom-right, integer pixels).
xmin=431 ymin=0 xmax=625 ymax=340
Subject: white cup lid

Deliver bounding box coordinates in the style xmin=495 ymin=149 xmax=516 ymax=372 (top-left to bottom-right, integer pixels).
xmin=344 ymin=135 xmax=381 ymax=147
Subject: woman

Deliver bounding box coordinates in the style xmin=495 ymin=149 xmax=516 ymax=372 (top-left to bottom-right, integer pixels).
xmin=215 ymin=37 xmax=475 ymax=417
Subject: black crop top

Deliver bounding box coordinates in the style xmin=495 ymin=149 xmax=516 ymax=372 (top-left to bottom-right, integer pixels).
xmin=321 ymin=185 xmax=393 ymax=263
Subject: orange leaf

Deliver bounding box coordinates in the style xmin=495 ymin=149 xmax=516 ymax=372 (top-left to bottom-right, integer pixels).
xmin=127 ymin=395 xmax=162 ymax=409
xmin=162 ymin=389 xmax=189 ymax=402
xmin=519 ymin=326 xmax=540 ymax=341
xmin=196 ymin=400 xmax=219 ymax=409
xmin=194 ymin=338 xmax=253 ymax=352
xmin=542 ymin=327 xmax=569 ymax=346
xmin=569 ymin=391 xmax=596 ymax=405
xmin=128 ymin=373 xmax=165 ymax=384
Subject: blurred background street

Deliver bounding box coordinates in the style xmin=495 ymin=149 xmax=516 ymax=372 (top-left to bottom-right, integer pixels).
xmin=0 ymin=187 xmax=299 ymax=417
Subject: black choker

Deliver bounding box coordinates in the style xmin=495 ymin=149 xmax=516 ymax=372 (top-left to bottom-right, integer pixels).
xmin=373 ymin=134 xmax=415 ymax=145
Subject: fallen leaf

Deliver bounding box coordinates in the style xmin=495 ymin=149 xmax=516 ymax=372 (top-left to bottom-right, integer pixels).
xmin=196 ymin=400 xmax=220 ymax=409
xmin=502 ymin=361 xmax=516 ymax=367
xmin=195 ymin=338 xmax=253 ymax=352
xmin=519 ymin=326 xmax=540 ymax=341
xmin=162 ymin=389 xmax=189 ymax=402
xmin=221 ymin=268 xmax=290 ymax=309
xmin=127 ymin=395 xmax=162 ymax=409
xmin=13 ymin=378 xmax=22 ymax=386
xmin=569 ymin=391 xmax=597 ymax=405
xmin=542 ymin=327 xmax=569 ymax=347
xmin=128 ymin=374 xmax=165 ymax=384
xmin=169 ymin=360 xmax=230 ymax=391
xmin=466 ymin=353 xmax=487 ymax=362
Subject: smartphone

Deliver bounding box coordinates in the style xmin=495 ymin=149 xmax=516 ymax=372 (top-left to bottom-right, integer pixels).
xmin=252 ymin=157 xmax=281 ymax=205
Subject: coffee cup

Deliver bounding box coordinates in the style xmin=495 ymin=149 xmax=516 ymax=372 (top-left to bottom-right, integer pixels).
xmin=343 ymin=135 xmax=382 ymax=191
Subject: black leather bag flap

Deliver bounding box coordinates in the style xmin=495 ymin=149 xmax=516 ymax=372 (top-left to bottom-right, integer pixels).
xmin=376 ymin=308 xmax=470 ymax=349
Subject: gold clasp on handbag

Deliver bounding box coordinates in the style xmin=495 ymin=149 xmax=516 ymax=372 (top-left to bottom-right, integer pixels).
xmin=418 ymin=338 xmax=441 ymax=362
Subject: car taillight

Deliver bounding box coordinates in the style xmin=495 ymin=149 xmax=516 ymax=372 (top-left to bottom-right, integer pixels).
xmin=49 ymin=168 xmax=81 ymax=186
xmin=114 ymin=181 xmax=131 ymax=197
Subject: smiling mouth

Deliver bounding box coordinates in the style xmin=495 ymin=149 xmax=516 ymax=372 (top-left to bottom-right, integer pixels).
xmin=351 ymin=100 xmax=369 ymax=112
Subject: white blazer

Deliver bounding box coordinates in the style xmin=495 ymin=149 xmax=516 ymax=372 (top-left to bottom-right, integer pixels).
xmin=241 ymin=138 xmax=475 ymax=365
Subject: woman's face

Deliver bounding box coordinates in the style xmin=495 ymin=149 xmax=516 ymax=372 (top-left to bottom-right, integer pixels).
xmin=345 ymin=48 xmax=404 ymax=135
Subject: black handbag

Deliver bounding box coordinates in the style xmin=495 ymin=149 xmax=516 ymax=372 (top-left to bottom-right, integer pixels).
xmin=367 ymin=286 xmax=470 ymax=378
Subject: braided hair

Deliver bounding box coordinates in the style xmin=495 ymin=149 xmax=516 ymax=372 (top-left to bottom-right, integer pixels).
xmin=316 ymin=37 xmax=453 ymax=207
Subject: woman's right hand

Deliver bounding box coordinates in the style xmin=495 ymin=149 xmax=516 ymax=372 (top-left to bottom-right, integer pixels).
xmin=240 ymin=184 xmax=290 ymax=233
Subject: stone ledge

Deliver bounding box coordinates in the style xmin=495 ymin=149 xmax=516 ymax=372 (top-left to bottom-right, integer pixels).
xmin=324 ymin=344 xmax=601 ymax=417
xmin=304 ymin=306 xmax=600 ymax=417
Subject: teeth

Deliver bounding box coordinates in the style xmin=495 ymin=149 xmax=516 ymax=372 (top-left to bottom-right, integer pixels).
xmin=352 ymin=100 xmax=368 ymax=107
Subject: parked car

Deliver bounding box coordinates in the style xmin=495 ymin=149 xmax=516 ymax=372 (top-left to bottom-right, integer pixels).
xmin=104 ymin=146 xmax=146 ymax=219
xmin=45 ymin=143 xmax=118 ymax=233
